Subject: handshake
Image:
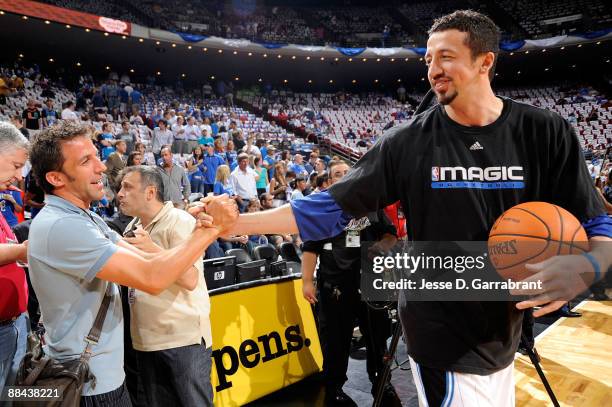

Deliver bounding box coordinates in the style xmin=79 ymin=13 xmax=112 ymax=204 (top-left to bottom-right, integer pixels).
xmin=188 ymin=194 xmax=240 ymax=236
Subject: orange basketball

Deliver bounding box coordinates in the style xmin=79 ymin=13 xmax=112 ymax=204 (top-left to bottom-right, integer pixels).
xmin=488 ymin=202 xmax=589 ymax=281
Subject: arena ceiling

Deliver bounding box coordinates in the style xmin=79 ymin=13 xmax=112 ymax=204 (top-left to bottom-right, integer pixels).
xmin=2 ymin=12 xmax=611 ymax=91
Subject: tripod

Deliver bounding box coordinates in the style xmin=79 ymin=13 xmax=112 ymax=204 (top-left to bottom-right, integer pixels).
xmin=520 ymin=332 xmax=560 ymax=407
xmin=372 ymin=311 xmax=404 ymax=407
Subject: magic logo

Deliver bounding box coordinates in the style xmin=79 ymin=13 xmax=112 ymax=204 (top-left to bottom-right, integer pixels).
xmin=431 ymin=166 xmax=525 ymax=189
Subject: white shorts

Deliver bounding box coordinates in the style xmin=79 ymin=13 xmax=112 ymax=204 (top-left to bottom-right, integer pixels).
xmin=409 ymin=357 xmax=515 ymax=407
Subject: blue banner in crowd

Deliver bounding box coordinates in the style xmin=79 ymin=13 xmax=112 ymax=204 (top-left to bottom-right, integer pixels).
xmin=499 ymin=40 xmax=526 ymax=51
xmin=576 ymin=28 xmax=612 ymax=39
xmin=175 ymin=32 xmax=208 ymax=42
xmin=256 ymin=41 xmax=288 ymax=49
xmin=336 ymin=47 xmax=366 ymax=57
xmin=405 ymin=47 xmax=426 ymax=55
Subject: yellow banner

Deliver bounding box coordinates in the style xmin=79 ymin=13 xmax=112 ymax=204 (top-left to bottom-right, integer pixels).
xmin=210 ymin=278 xmax=323 ymax=406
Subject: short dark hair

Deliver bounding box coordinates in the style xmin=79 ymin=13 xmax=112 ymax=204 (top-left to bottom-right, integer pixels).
xmin=30 ymin=121 xmax=91 ymax=193
xmin=126 ymin=151 xmax=142 ymax=166
xmin=316 ymin=171 xmax=330 ymax=188
xmin=428 ymin=10 xmax=500 ymax=80
xmin=119 ymin=165 xmax=164 ymax=202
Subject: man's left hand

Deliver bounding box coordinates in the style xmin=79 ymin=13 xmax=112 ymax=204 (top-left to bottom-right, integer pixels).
xmin=124 ymin=226 xmax=162 ymax=253
xmin=513 ymin=254 xmax=594 ymax=317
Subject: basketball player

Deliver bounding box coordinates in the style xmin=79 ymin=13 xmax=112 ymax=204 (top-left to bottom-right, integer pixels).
xmin=225 ymin=10 xmax=612 ymax=406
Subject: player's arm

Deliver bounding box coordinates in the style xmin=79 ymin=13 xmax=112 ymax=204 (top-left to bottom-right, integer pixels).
xmin=301 ymin=251 xmax=318 ymax=304
xmin=0 ymin=242 xmax=28 ymax=265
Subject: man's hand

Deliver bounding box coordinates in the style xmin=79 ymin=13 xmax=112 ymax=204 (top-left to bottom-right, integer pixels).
xmin=201 ymin=194 xmax=239 ymax=234
xmin=513 ymin=254 xmax=595 ymax=317
xmin=302 ymin=279 xmax=317 ymax=304
xmin=124 ymin=226 xmax=162 ymax=254
xmin=18 ymin=240 xmax=28 ymax=263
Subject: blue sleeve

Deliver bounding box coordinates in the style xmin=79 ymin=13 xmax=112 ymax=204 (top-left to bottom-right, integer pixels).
xmin=583 ymin=215 xmax=612 ymax=238
xmin=213 ymin=182 xmax=222 ymax=195
xmin=289 ymin=191 xmax=352 ymax=242
xmin=12 ymin=191 xmax=22 ymax=206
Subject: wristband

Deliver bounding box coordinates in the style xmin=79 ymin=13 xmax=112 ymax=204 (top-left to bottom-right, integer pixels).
xmin=582 ymin=252 xmax=601 ymax=282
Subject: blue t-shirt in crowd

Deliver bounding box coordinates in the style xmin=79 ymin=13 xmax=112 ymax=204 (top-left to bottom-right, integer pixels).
xmin=226 ymin=151 xmax=238 ymax=171
xmin=130 ymin=90 xmax=142 ymax=104
xmin=211 ymin=123 xmax=219 ymax=136
xmin=0 ymin=189 xmax=22 ymax=227
xmin=264 ymin=156 xmax=276 ymax=180
xmin=289 ymin=163 xmax=308 ymax=177
xmin=199 ymin=136 xmax=215 ymax=146
xmin=213 ymin=181 xmax=234 ymax=196
xmin=119 ymin=89 xmax=129 ymax=103
xmin=97 ymin=133 xmax=116 ymax=161
xmin=203 ymin=154 xmax=226 ymax=185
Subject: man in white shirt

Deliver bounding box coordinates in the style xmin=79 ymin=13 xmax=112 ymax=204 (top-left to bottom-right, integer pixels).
xmin=230 ymin=153 xmax=259 ymax=212
xmin=241 ymin=133 xmax=261 ymax=157
xmin=200 ymin=118 xmax=212 ymax=140
xmin=61 ymin=101 xmax=79 ymax=121
xmin=171 ymin=116 xmax=187 ymax=155
xmin=151 ymin=120 xmax=173 ymax=162
xmin=184 ymin=116 xmax=200 ymax=153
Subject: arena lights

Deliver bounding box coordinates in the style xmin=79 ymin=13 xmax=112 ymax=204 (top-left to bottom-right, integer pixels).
xmin=524 ymin=50 xmax=529 ymax=54
xmin=203 ymin=48 xmax=208 ymax=51
xmin=517 ymin=70 xmax=521 ymax=74
xmin=374 ymin=79 xmax=379 ymax=83
xmin=233 ymin=51 xmax=238 ymax=55
xmin=596 ymin=41 xmax=601 ymax=45
xmin=263 ymin=54 xmax=268 ymax=58
xmin=421 ymin=77 xmax=425 ymax=81
xmin=404 ymin=58 xmax=409 ymax=61
xmin=419 ymin=57 xmax=423 ymax=61
xmin=234 ymin=77 xmax=239 ymax=81
xmin=122 ymin=35 xmax=126 ymax=39
xmin=283 ymin=79 xmax=288 ymax=83
xmin=348 ymin=58 xmax=353 ymax=62
xmin=218 ymin=49 xmax=223 ymax=53
xmin=248 ymin=52 xmax=252 ymax=56
xmin=104 ymin=32 xmax=109 ymax=37
xmin=320 ymin=57 xmax=325 ymax=61
xmin=66 ymin=24 xmax=71 ymax=29
xmin=542 ymin=49 xmax=546 ymax=52
xmin=362 ymin=58 xmax=367 ymax=62
xmin=76 ymin=62 xmax=81 ymax=67
xmin=171 ymin=43 xmax=176 ymax=48
xmin=188 ymin=45 xmax=193 ymax=49
xmin=544 ymin=68 xmax=549 ymax=71
xmin=572 ymin=64 xmax=576 ymax=68
xmin=352 ymin=80 xmax=356 ymax=84
xmin=306 ymin=56 xmax=310 ymax=60
xmin=560 ymin=46 xmax=565 ymax=50
xmin=0 ymin=11 xmax=4 ymax=15
xmin=44 ymin=20 xmax=50 ymax=24
xmin=139 ymin=38 xmax=144 ymax=43
xmin=258 ymin=78 xmax=262 ymax=82
xmin=577 ymin=44 xmax=582 ymax=47
xmin=22 ymin=15 xmax=28 ymax=20
xmin=157 ymin=71 xmax=161 ymax=75
xmin=308 ymin=80 xmax=313 ymax=83
xmin=292 ymin=56 xmax=296 ymax=59
xmin=48 ymin=58 xmax=54 ymax=62
xmin=18 ymin=54 xmax=24 ymax=58
xmin=607 ymin=59 xmax=610 ymax=63
xmin=376 ymin=58 xmax=381 ymax=62
xmin=156 ymin=41 xmax=161 ymax=45
xmin=397 ymin=79 xmax=401 ymax=82
xmin=278 ymin=55 xmax=282 ymax=59
xmin=334 ymin=57 xmax=339 ymax=61
xmin=105 ymin=66 xmax=110 ymax=70
xmin=390 ymin=58 xmax=395 ymax=62
xmin=510 ymin=52 xmax=514 ymax=55
xmin=130 ymin=69 xmax=135 ymax=73
xmin=85 ymin=28 xmax=90 ymax=32
xmin=329 ymin=80 xmax=333 ymax=83
xmin=181 ymin=73 xmax=186 ymax=77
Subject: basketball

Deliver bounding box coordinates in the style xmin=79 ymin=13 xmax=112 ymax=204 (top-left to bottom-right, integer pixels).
xmin=488 ymin=202 xmax=590 ymax=281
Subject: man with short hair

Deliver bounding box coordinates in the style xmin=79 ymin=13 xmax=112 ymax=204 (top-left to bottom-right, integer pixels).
xmin=61 ymin=101 xmax=79 ymax=121
xmin=151 ymin=120 xmax=173 ymax=163
xmin=117 ymin=166 xmax=214 ymax=406
xmin=42 ymin=99 xmax=59 ymax=128
xmin=288 ymin=154 xmax=308 ymax=178
xmin=304 ymin=151 xmax=319 ymax=174
xmin=226 ymin=10 xmax=612 ymax=406
xmin=117 ymin=121 xmax=139 ymax=154
xmin=105 ymin=140 xmax=128 ymax=191
xmin=184 ymin=116 xmax=201 ymax=153
xmin=230 ymin=153 xmax=259 ymax=212
xmin=0 ymin=122 xmax=29 ymax=393
xmin=171 ymin=116 xmax=187 ymax=155
xmin=27 ymin=121 xmax=237 ymax=403
xmin=21 ymin=99 xmax=42 ymax=134
xmin=10 ymin=116 xmax=30 ymax=138
xmin=202 ymin=143 xmax=225 ymax=195
xmin=158 ymin=146 xmax=190 ymax=209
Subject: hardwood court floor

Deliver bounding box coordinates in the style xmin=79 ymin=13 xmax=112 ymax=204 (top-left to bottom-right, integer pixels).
xmin=515 ymin=300 xmax=612 ymax=407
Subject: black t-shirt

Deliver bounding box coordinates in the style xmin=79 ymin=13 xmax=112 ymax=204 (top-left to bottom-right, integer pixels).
xmin=327 ymin=97 xmax=605 ymax=375
xmin=22 ymin=108 xmax=42 ymax=130
xmin=303 ymin=210 xmax=396 ymax=285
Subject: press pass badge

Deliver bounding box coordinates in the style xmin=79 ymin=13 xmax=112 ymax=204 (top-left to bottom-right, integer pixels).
xmin=346 ymin=230 xmax=360 ymax=247
xmin=128 ymin=288 xmax=136 ymax=305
